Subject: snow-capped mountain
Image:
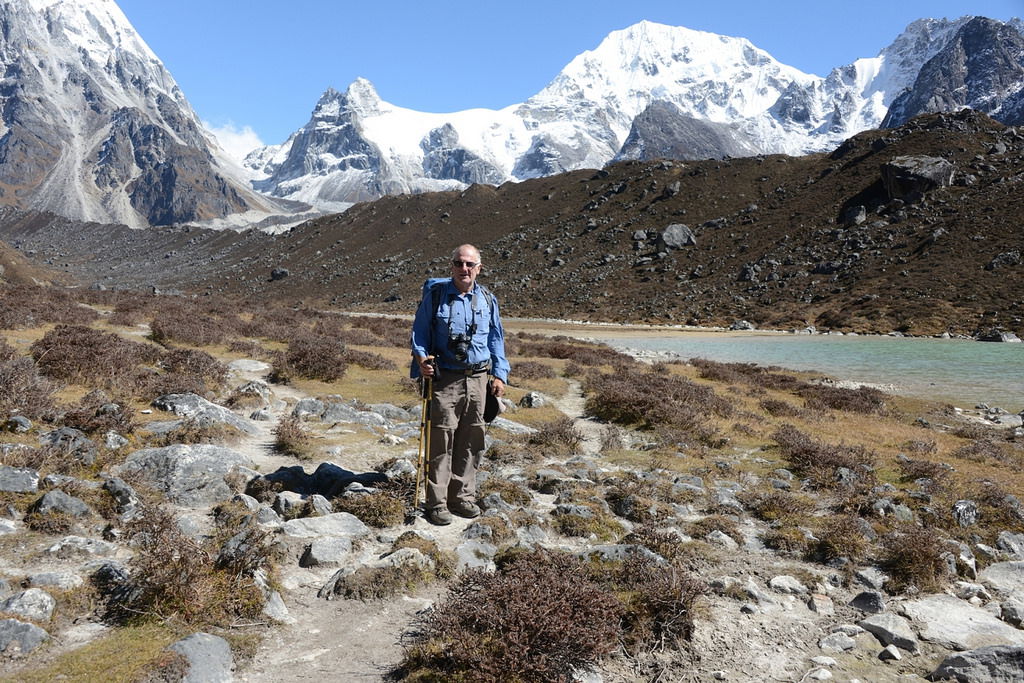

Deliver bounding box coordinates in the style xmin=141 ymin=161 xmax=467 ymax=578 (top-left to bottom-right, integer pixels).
xmin=0 ymin=0 xmax=274 ymax=227
xmin=249 ymin=17 xmax=1024 ymax=209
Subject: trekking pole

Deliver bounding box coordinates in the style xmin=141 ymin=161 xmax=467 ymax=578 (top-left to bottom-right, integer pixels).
xmin=410 ymin=359 xmax=436 ymax=523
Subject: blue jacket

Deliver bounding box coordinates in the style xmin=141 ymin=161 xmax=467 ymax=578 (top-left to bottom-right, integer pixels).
xmin=410 ymin=278 xmax=510 ymax=382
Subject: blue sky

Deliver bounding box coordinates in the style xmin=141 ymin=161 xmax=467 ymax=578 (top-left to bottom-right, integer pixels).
xmin=115 ymin=0 xmax=1022 ymax=156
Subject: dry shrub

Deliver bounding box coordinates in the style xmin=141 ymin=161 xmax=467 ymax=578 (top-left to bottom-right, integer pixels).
xmin=241 ymin=307 xmax=309 ymax=343
xmin=739 ymin=490 xmax=816 ymax=522
xmin=226 ymin=339 xmax=269 ymax=358
xmin=149 ymin=304 xmax=241 ymax=347
xmin=0 ymin=337 xmax=17 ymax=362
xmin=479 ymin=478 xmax=533 ymax=506
xmin=342 ymin=347 xmax=397 ymax=371
xmin=903 ymin=439 xmax=937 ymax=454
xmin=950 ymin=438 xmax=1016 ymax=466
xmin=584 ymin=365 xmax=734 ymax=432
xmin=611 ymin=553 xmax=705 ymax=654
xmin=552 ymin=501 xmax=624 ymax=541
xmin=897 ymin=456 xmax=951 ymax=488
xmin=762 ymin=526 xmax=815 ymax=556
xmin=516 ymin=334 xmax=635 ymax=367
xmin=333 ymin=490 xmax=405 ymax=528
xmin=104 ymin=504 xmax=266 ymax=626
xmin=798 ymin=384 xmax=888 ymax=415
xmin=0 ymin=285 xmax=99 ymax=329
xmin=691 ymin=358 xmax=803 ymax=391
xmin=688 ymin=514 xmax=743 ymax=546
xmin=759 ymin=398 xmax=804 ymax=418
xmin=524 ymin=417 xmax=583 ymax=456
xmin=772 ymin=424 xmax=877 ymax=488
xmin=276 ymin=336 xmax=348 ymax=382
xmin=340 ymin=314 xmax=411 ymax=348
xmin=273 ymin=416 xmax=315 ymax=458
xmin=400 ymin=549 xmax=623 ymax=682
xmin=161 ymin=348 xmax=227 ymax=384
xmin=513 ymin=361 xmax=557 ymax=381
xmin=815 ymin=515 xmax=872 ymax=564
xmin=62 ymin=390 xmax=135 ymax=435
xmin=879 ymin=525 xmax=951 ymax=593
xmin=0 ymin=357 xmax=58 ymax=421
xmin=30 ymin=324 xmax=161 ymax=390
xmin=624 ymin=526 xmax=705 ymax=568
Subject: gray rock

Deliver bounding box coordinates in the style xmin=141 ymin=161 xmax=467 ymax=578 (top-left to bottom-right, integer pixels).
xmin=1001 ymin=599 xmax=1024 ymax=627
xmin=706 ymin=530 xmax=738 ymax=550
xmin=262 ymin=590 xmax=294 ymax=624
xmin=981 ymin=561 xmax=1024 ymax=596
xmin=807 ymin=593 xmax=835 ymax=615
xmin=858 ymin=613 xmax=918 ymax=652
xmin=659 ymin=223 xmax=697 ymax=249
xmin=878 ymin=644 xmax=902 ymax=661
xmin=0 ymin=588 xmax=56 ymax=622
xmin=152 ymin=392 xmax=258 ymax=436
xmin=769 ymin=575 xmax=807 ymax=594
xmin=168 ymin=632 xmax=234 ymax=683
xmin=880 ymin=155 xmax=956 ymax=201
xmin=996 ymin=532 xmax=1024 ymax=559
xmin=273 ymin=491 xmax=307 ymax=518
xmin=953 ymin=499 xmax=980 ymax=527
xmin=116 ymin=444 xmax=254 ymax=507
xmin=39 ymin=427 xmax=98 ymax=465
xmin=44 ymin=535 xmax=117 ymax=559
xmin=518 ymin=391 xmax=547 ymax=408
xmin=855 ymin=567 xmax=889 ymax=590
xmin=321 ymin=400 xmax=388 ymax=426
xmin=26 ymin=572 xmax=83 ymax=591
xmin=488 ymin=417 xmax=537 ymax=435
xmin=291 ymin=398 xmax=325 ymax=419
xmin=31 ymin=489 xmax=92 ymax=518
xmin=899 ymin=594 xmax=1024 ymax=650
xmin=300 ymin=537 xmax=353 ymax=568
xmin=103 ymin=477 xmax=139 ymax=518
xmin=850 ymin=590 xmax=886 ymax=614
xmin=455 ymin=539 xmax=497 ymax=571
xmin=280 ymin=512 xmax=370 ymax=540
xmin=930 ymin=645 xmax=1024 ymax=683
xmin=3 ymin=416 xmax=31 ymax=433
xmin=818 ymin=632 xmax=856 ymax=651
xmin=0 ymin=466 xmax=38 ymax=494
xmin=0 ymin=618 xmax=49 ymax=655
xmin=105 ymin=431 xmax=129 ymax=449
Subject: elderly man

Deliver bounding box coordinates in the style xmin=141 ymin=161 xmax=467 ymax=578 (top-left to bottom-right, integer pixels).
xmin=410 ymin=244 xmax=510 ymax=525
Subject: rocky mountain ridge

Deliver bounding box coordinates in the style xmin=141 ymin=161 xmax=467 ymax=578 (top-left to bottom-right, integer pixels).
xmin=1 ymin=110 xmax=1020 ymax=338
xmin=248 ymin=16 xmax=1024 ymax=210
xmin=0 ymin=0 xmax=279 ymax=226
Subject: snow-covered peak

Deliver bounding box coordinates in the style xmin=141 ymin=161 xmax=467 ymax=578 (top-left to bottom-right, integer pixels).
xmin=26 ymin=0 xmax=158 ymax=65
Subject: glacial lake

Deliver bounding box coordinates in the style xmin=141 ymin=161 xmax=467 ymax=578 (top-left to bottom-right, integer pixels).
xmin=571 ymin=329 xmax=1023 ymax=411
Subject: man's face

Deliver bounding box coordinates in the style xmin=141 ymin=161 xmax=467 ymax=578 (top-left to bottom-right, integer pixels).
xmin=451 ymin=248 xmax=481 ymax=292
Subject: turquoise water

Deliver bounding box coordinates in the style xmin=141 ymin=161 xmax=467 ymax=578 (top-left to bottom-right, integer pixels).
xmin=597 ymin=332 xmax=1023 ymax=411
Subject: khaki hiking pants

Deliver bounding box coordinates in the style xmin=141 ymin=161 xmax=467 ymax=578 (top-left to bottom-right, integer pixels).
xmin=426 ymin=370 xmax=488 ymax=511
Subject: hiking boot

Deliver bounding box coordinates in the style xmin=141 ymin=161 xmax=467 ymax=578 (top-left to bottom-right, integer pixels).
xmin=449 ymin=501 xmax=481 ymax=519
xmin=427 ymin=507 xmax=452 ymax=525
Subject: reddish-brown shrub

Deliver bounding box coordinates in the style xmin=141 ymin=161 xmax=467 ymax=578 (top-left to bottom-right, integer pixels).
xmin=30 ymin=324 xmax=161 ymax=389
xmin=400 ymin=549 xmax=623 ymax=682
xmin=62 ymin=389 xmax=135 ymax=435
xmin=879 ymin=525 xmax=951 ymax=593
xmin=277 ymin=336 xmax=348 ymax=382
xmin=772 ymin=424 xmax=877 ymax=488
xmin=0 ymin=358 xmax=58 ymax=421
xmin=584 ymin=365 xmax=734 ymax=431
xmin=513 ymin=361 xmax=557 ymax=381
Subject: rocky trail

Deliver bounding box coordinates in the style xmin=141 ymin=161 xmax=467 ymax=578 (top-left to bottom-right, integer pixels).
xmin=3 ymin=350 xmax=1024 ymax=682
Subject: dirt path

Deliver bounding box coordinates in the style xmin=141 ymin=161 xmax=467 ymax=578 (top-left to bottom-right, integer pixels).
xmin=237 ymin=372 xmax=596 ymax=681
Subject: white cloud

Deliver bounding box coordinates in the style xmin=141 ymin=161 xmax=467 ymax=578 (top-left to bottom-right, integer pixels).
xmin=203 ymin=121 xmax=264 ymax=163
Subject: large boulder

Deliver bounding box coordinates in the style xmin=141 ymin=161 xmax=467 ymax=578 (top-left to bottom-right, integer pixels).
xmin=0 ymin=618 xmax=49 ymax=655
xmin=116 ymin=444 xmax=253 ymax=507
xmin=930 ymin=645 xmax=1024 ymax=683
xmin=151 ymin=393 xmax=259 ymax=436
xmin=168 ymin=632 xmax=234 ymax=683
xmin=899 ymin=595 xmax=1024 ymax=650
xmin=0 ymin=466 xmax=38 ymax=494
xmin=659 ymin=223 xmax=697 ymax=249
xmin=880 ymin=155 xmax=955 ymax=201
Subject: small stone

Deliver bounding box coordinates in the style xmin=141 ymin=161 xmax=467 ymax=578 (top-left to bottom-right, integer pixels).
xmin=879 ymin=644 xmax=902 ymax=661
xmin=850 ymin=590 xmax=886 ymax=614
xmin=819 ymin=632 xmax=856 ymax=651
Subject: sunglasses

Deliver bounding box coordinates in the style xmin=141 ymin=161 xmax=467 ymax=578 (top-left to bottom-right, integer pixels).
xmin=452 ymin=260 xmax=479 ymax=268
